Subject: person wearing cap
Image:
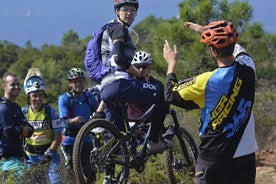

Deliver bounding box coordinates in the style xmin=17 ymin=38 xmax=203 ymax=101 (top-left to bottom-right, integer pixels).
xmin=58 ymin=67 xmax=98 ymax=180
xmin=22 ymin=68 xmax=64 ymax=184
xmin=0 ymin=72 xmax=34 ymax=177
xmin=163 ymin=20 xmax=258 ymax=184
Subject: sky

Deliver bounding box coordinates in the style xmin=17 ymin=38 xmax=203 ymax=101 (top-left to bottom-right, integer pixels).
xmin=0 ymin=0 xmax=275 ymax=48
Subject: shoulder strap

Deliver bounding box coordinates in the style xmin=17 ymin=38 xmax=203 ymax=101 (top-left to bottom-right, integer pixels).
xmin=66 ymin=91 xmax=93 ymax=114
xmin=66 ymin=92 xmax=74 ymax=115
xmin=97 ymin=22 xmax=118 ymax=37
xmin=84 ymin=90 xmax=93 ymax=113
xmin=21 ymin=104 xmax=51 ymax=122
xmin=44 ymin=103 xmax=52 ymax=122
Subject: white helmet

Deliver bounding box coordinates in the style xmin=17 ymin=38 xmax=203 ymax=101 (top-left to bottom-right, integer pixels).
xmin=24 ymin=76 xmax=46 ymax=95
xmin=131 ymin=51 xmax=152 ymax=65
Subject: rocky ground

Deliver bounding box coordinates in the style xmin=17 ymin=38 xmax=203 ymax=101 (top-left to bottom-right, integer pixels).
xmin=255 ymin=150 xmax=276 ymax=184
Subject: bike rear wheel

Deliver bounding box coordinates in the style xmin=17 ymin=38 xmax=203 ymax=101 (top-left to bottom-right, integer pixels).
xmin=72 ymin=119 xmax=130 ymax=184
xmin=164 ymin=127 xmax=198 ymax=184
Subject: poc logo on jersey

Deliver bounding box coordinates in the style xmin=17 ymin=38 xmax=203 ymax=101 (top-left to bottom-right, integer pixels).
xmin=143 ymin=83 xmax=157 ymax=90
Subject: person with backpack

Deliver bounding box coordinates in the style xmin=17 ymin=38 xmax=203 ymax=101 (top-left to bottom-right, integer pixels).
xmin=0 ymin=72 xmax=34 ymax=177
xmin=163 ymin=20 xmax=258 ymax=184
xmin=58 ymin=67 xmax=99 ymax=179
xmin=86 ymin=0 xmax=170 ymax=154
xmin=22 ymin=68 xmax=64 ymax=184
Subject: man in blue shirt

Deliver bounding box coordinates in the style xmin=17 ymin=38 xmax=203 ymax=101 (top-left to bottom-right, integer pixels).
xmin=58 ymin=67 xmax=99 ymax=180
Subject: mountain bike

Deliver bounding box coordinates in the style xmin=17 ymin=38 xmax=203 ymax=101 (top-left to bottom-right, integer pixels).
xmin=72 ymin=104 xmax=198 ymax=184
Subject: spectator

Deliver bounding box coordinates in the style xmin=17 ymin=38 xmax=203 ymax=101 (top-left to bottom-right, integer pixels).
xmin=22 ymin=68 xmax=64 ymax=184
xmin=0 ymin=72 xmax=34 ymax=177
xmin=58 ymin=67 xmax=98 ymax=180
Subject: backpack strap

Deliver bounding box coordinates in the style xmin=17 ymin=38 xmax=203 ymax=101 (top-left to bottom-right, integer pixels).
xmin=22 ymin=104 xmax=52 ymax=125
xmin=44 ymin=103 xmax=52 ymax=122
xmin=0 ymin=98 xmax=6 ymax=134
xmin=84 ymin=90 xmax=94 ymax=113
xmin=66 ymin=91 xmax=94 ymax=115
xmin=66 ymin=92 xmax=75 ymax=116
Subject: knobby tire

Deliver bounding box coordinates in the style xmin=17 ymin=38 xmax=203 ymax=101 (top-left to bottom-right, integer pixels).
xmin=164 ymin=127 xmax=198 ymax=184
xmin=72 ymin=119 xmax=129 ymax=184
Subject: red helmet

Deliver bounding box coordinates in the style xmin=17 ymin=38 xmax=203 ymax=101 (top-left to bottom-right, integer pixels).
xmin=114 ymin=0 xmax=139 ymax=10
xmin=200 ymin=20 xmax=238 ymax=48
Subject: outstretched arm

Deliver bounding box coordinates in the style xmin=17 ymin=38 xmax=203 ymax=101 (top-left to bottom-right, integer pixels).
xmin=184 ymin=22 xmax=205 ymax=34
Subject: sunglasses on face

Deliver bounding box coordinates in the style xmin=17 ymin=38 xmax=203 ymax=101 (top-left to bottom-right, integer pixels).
xmin=135 ymin=65 xmax=149 ymax=69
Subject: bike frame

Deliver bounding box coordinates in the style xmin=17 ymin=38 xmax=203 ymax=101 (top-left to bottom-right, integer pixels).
xmin=97 ymin=104 xmax=157 ymax=168
xmin=96 ymin=103 xmax=192 ymax=169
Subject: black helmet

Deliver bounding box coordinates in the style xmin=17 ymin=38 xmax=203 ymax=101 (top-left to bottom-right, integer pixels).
xmin=114 ymin=0 xmax=139 ymax=10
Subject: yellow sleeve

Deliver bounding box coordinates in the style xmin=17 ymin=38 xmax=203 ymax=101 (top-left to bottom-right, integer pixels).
xmin=173 ymin=71 xmax=215 ymax=108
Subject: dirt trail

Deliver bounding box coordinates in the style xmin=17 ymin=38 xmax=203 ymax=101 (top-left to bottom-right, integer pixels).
xmin=255 ymin=150 xmax=276 ymax=184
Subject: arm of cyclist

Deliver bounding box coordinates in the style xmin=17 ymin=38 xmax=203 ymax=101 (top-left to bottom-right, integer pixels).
xmin=109 ymin=24 xmax=141 ymax=79
xmin=163 ymin=40 xmax=200 ymax=110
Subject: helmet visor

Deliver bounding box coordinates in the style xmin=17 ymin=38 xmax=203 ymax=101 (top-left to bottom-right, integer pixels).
xmin=25 ymin=77 xmax=45 ymax=88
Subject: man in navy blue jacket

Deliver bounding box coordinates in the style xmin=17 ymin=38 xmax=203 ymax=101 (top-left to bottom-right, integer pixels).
xmin=0 ymin=72 xmax=34 ymax=176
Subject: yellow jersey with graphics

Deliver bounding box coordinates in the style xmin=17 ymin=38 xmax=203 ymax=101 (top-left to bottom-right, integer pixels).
xmin=23 ymin=104 xmax=63 ymax=155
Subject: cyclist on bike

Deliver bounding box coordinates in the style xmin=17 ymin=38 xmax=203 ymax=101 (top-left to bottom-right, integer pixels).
xmin=163 ymin=20 xmax=258 ymax=184
xmin=58 ymin=67 xmax=99 ymax=179
xmin=94 ymin=0 xmax=170 ymax=154
xmin=128 ymin=50 xmax=170 ymax=152
xmin=22 ymin=68 xmax=64 ymax=184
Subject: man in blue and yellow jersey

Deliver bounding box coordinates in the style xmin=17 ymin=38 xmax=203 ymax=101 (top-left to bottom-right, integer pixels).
xmin=22 ymin=68 xmax=64 ymax=184
xmin=163 ymin=20 xmax=258 ymax=184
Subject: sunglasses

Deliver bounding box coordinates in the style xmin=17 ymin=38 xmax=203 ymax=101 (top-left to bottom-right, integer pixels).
xmin=135 ymin=65 xmax=149 ymax=69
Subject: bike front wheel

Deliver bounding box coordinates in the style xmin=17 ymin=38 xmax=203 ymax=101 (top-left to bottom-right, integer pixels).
xmin=164 ymin=127 xmax=198 ymax=184
xmin=72 ymin=119 xmax=130 ymax=184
